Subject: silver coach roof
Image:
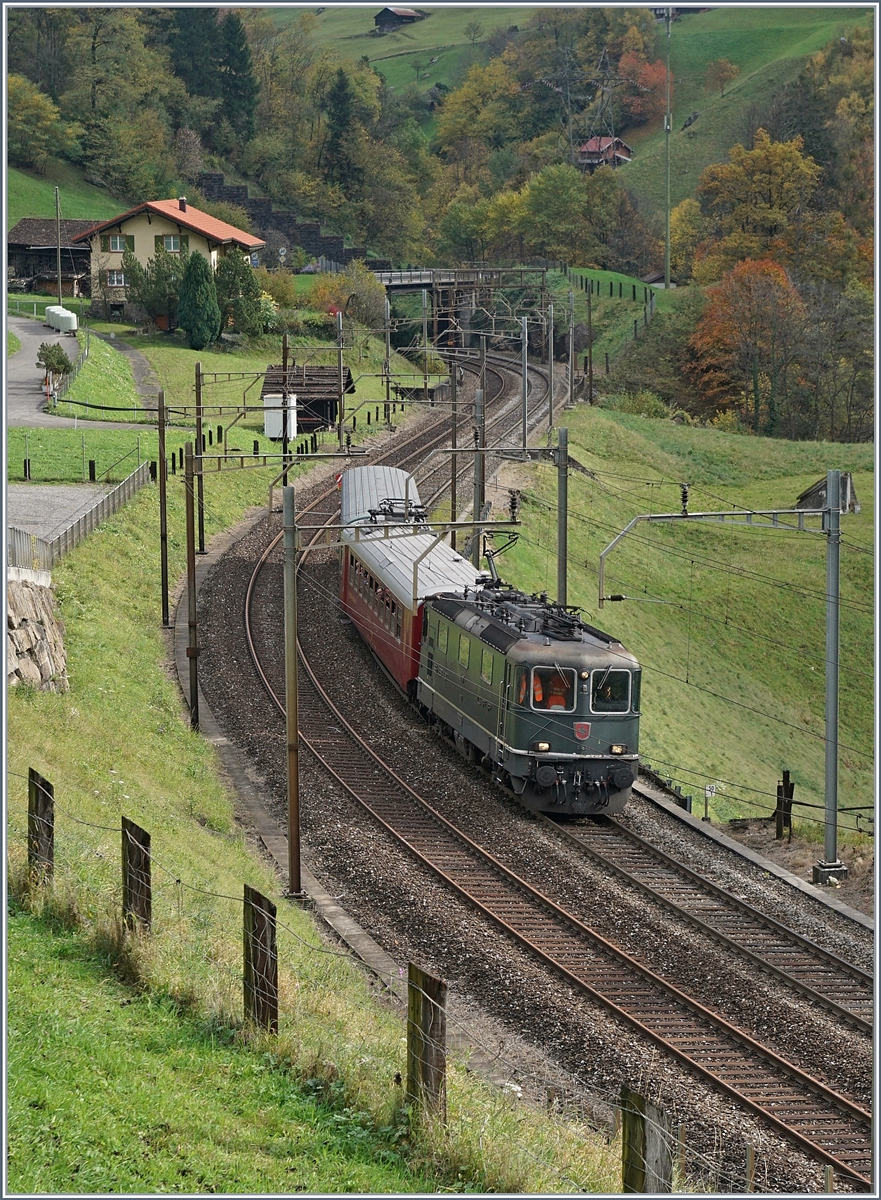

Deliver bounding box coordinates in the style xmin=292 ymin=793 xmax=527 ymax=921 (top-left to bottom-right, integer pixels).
xmin=340 ymin=466 xmax=484 ymax=606
xmin=341 ymin=465 xmax=422 ymax=526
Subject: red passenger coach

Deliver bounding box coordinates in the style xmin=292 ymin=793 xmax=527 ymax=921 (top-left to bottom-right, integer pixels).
xmin=339 ymin=466 xmax=483 ymax=694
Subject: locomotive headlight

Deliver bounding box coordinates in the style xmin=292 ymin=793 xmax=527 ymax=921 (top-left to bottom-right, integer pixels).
xmin=610 ymin=744 xmax=627 ymax=755
xmin=533 ymin=741 xmax=551 ymax=752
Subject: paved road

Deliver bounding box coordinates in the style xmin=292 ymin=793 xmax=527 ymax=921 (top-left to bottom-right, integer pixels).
xmin=6 ymin=315 xmax=161 ymax=430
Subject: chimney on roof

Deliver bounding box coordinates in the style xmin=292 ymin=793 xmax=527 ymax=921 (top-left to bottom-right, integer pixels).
xmin=178 ymin=196 xmax=187 ymax=212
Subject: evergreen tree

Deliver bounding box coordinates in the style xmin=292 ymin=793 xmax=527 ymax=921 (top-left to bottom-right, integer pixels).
xmin=178 ymin=252 xmax=221 ymax=350
xmin=323 ymin=67 xmax=361 ymax=190
xmin=170 ymin=8 xmax=222 ymax=99
xmin=219 ymin=12 xmax=258 ymax=141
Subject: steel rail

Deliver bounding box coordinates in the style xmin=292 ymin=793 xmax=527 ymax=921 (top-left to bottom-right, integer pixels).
xmin=541 ymin=809 xmax=873 ymax=1033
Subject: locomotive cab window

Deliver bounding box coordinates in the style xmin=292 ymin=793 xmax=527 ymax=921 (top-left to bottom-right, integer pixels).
xmin=631 ymin=670 xmax=642 ymax=713
xmin=531 ymin=667 xmax=576 ymax=712
xmin=591 ymin=670 xmax=631 ymax=713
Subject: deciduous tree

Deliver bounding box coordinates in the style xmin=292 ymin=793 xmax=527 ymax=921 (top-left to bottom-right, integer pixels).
xmin=705 ymin=58 xmax=740 ymax=96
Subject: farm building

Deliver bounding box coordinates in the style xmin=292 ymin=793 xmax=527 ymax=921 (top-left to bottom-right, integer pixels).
xmin=7 ymin=218 xmax=95 ymax=296
xmin=261 ymin=362 xmax=356 ymax=434
xmin=374 ymin=7 xmax=424 ymax=31
xmin=577 ymin=136 xmax=634 ymax=171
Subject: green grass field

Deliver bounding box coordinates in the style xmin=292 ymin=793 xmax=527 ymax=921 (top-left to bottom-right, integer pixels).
xmin=8 ymin=163 xmax=125 ymax=228
xmin=622 ymin=6 xmax=874 ymax=215
xmin=499 ymin=409 xmax=873 ymax=841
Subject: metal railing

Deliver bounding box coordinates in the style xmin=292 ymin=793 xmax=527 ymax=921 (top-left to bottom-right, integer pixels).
xmin=8 ymin=462 xmax=151 ymax=571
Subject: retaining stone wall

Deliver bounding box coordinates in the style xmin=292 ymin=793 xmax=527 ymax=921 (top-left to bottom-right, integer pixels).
xmin=7 ymin=579 xmax=69 ymax=693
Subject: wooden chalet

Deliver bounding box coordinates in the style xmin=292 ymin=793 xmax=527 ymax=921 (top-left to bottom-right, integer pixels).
xmin=374 ymin=7 xmax=424 ymax=31
xmin=261 ymin=362 xmax=356 ymax=433
xmin=577 ymin=136 xmax=634 ymax=171
xmin=7 ymin=218 xmax=95 ymax=295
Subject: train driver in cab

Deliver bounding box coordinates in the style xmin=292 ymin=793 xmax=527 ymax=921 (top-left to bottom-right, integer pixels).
xmin=519 ymin=667 xmax=574 ymax=711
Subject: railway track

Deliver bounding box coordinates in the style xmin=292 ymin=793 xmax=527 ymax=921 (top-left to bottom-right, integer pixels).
xmin=235 ymin=350 xmax=871 ymax=1188
xmin=244 ymin=543 xmax=871 ymax=1188
xmin=544 ymin=808 xmax=874 ymax=1034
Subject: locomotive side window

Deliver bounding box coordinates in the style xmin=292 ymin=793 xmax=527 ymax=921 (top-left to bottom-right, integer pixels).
xmin=591 ymin=669 xmax=631 ymax=713
xmin=458 ymin=634 xmax=470 ymax=669
xmin=437 ymin=623 xmax=448 ymax=655
xmin=480 ymin=647 xmax=493 ymax=684
xmin=531 ymin=667 xmax=576 ymax=712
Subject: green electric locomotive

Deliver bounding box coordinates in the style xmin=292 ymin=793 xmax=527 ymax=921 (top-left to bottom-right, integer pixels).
xmin=416 ymin=584 xmax=640 ymax=815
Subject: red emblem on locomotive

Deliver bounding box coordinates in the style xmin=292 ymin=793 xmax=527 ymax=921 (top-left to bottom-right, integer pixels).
xmin=574 ymin=722 xmax=591 ymax=741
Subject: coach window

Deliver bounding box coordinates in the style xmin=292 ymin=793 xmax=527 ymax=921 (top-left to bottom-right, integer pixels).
xmin=590 ymin=669 xmax=631 ymax=713
xmin=458 ymin=634 xmax=470 ymax=669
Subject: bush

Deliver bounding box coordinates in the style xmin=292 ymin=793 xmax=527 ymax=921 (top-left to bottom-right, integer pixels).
xmin=599 ymin=389 xmax=668 ymax=418
xmin=711 ymin=410 xmax=754 ymax=435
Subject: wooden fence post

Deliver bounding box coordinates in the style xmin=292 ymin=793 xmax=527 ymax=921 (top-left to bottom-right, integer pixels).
xmin=406 ymin=963 xmax=447 ymax=1120
xmin=243 ymin=885 xmax=278 ymax=1033
xmin=28 ymin=768 xmax=54 ymax=881
xmin=121 ymin=817 xmax=151 ymax=931
xmin=621 ymin=1086 xmax=673 ymax=1193
xmin=745 ymin=1143 xmax=756 ymax=1192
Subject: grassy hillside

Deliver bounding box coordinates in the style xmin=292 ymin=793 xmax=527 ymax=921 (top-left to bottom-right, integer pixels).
xmin=622 ymin=6 xmax=874 ymax=215
xmin=8 ymin=162 xmax=126 ymax=229
xmin=498 ymin=409 xmax=873 ymax=842
xmin=274 ymin=5 xmax=533 ymax=91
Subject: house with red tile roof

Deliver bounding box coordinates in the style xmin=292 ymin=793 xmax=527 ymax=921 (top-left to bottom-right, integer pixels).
xmin=73 ymin=197 xmax=265 ymax=317
xmin=577 ymin=137 xmax=634 ymax=171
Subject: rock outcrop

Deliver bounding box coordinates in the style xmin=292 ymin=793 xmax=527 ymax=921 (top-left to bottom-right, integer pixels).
xmin=7 ymin=578 xmax=69 ymax=693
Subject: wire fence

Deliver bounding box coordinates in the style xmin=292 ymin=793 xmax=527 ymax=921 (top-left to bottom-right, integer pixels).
xmin=6 ymin=764 xmax=840 ymax=1195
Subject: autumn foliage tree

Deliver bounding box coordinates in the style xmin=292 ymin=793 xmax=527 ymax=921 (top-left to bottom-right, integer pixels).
xmin=689 ymin=259 xmax=806 ymax=435
xmin=618 ymin=52 xmax=670 ymax=127
xmin=705 ymin=58 xmax=740 ymax=96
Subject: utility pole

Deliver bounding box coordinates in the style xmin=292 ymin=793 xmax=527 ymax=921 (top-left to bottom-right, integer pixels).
xmin=422 ymin=288 xmax=429 ymax=406
xmin=184 ymin=443 xmax=199 ymax=730
xmin=521 ymin=316 xmax=528 ymax=453
xmin=337 ymin=311 xmax=345 ymax=450
xmin=450 ymin=364 xmax=458 ymax=552
xmin=54 ymin=187 xmax=62 ymax=308
xmin=567 ymin=290 xmax=575 ymax=408
xmin=282 ymin=486 xmax=302 ymax=897
xmin=471 ymin=388 xmax=485 ymax=568
xmin=586 ymin=289 xmax=594 ymax=404
xmin=557 ymin=427 xmax=568 ymax=606
xmin=814 ymin=469 xmax=847 ymax=884
xmin=194 ymin=362 xmax=205 ymax=552
xmin=547 ymin=302 xmax=554 ymax=432
xmin=158 ymin=390 xmax=169 ymax=626
xmin=384 ymin=297 xmax=392 ymax=418
xmin=664 ymin=8 xmax=672 ymax=291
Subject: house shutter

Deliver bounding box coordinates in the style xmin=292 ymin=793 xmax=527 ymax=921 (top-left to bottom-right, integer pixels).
xmin=99 ymin=269 xmax=107 ymax=285
xmin=100 ymin=235 xmax=110 ymax=253
xmin=180 ymin=235 xmax=189 ymax=252
xmin=126 ymin=236 xmax=135 ymax=252
xmin=155 ymin=234 xmax=164 ymax=253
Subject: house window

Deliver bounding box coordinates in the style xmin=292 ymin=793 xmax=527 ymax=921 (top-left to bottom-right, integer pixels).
xmin=109 ymin=235 xmax=126 ymax=252
xmin=107 ymin=271 xmax=126 ymax=287
xmin=163 ymin=235 xmax=180 ymax=252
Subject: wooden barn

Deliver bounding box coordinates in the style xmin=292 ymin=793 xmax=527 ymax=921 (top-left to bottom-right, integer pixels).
xmin=261 ymin=362 xmax=356 ymax=433
xmin=577 ymin=136 xmax=634 ymax=171
xmin=7 ymin=218 xmax=95 ymax=295
xmin=374 ymin=7 xmax=424 ymax=32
